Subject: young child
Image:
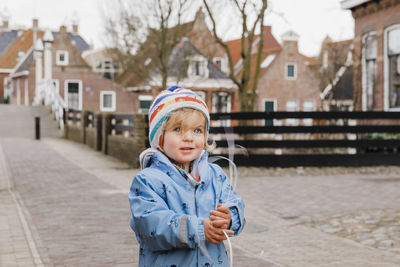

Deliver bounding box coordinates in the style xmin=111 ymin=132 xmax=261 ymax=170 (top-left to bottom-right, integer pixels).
xmin=129 ymin=86 xmax=245 ymax=266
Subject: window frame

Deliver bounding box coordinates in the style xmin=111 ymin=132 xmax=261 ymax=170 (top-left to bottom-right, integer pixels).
xmin=187 ymin=55 xmax=209 ymax=78
xmin=285 ymin=100 xmax=299 ymax=126
xmin=212 ymin=91 xmax=231 ymax=126
xmin=302 ymin=100 xmax=315 ymax=126
xmin=384 ymin=24 xmax=400 ymax=111
xmin=64 ymin=80 xmax=82 ymax=110
xmin=138 ymin=95 xmax=153 ymax=114
xmin=100 ymin=90 xmax=116 ymax=112
xmin=262 ymin=98 xmax=277 ymax=126
xmin=285 ymin=62 xmax=297 ymax=80
xmin=361 ymin=32 xmax=377 ymax=111
xmin=56 ymin=50 xmax=69 ymax=66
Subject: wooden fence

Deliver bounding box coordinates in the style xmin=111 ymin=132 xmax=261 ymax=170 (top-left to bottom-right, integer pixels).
xmin=209 ymin=111 xmax=400 ymax=167
xmin=65 ymin=110 xmax=400 ymax=168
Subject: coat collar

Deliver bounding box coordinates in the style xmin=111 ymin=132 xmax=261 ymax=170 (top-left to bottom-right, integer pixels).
xmin=149 ymin=149 xmax=210 ymax=186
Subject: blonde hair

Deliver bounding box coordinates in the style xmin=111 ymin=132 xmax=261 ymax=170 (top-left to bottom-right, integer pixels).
xmin=163 ymin=108 xmax=215 ymax=151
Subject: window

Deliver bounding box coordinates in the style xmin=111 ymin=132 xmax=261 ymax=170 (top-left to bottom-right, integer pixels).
xmin=285 ymin=63 xmax=297 ymax=80
xmin=386 ymin=26 xmax=400 ymax=109
xmin=264 ymin=100 xmax=276 ymax=126
xmin=100 ymin=91 xmax=116 ymax=112
xmin=65 ymin=81 xmax=82 ymax=110
xmin=56 ymin=50 xmax=69 ymax=66
xmin=212 ymin=57 xmax=227 ymax=73
xmin=95 ymin=58 xmax=119 ymax=80
xmin=303 ymin=100 xmax=315 ymax=126
xmin=362 ymin=33 xmax=377 ymax=110
xmin=213 ymin=58 xmax=222 ymax=69
xmin=139 ymin=95 xmax=152 ymax=113
xmin=188 ymin=56 xmax=209 ymax=78
xmin=285 ymin=100 xmax=298 ymax=126
xmin=212 ymin=92 xmax=231 ymax=126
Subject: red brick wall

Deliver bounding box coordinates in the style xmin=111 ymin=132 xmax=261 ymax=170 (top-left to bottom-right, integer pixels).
xmin=53 ymin=68 xmax=137 ymax=113
xmin=0 ymin=72 xmax=8 ymax=98
xmin=352 ymin=1 xmax=400 ymax=110
xmin=257 ymin=40 xmax=321 ymax=112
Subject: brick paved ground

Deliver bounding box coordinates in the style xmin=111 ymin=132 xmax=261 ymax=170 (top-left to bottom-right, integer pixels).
xmin=43 ymin=138 xmax=400 ymax=267
xmin=1 ymin=105 xmax=400 ymax=266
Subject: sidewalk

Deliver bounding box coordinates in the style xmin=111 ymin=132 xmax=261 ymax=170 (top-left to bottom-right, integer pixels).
xmin=0 ymin=141 xmax=42 ymax=267
xmin=1 ymin=136 xmax=400 ymax=266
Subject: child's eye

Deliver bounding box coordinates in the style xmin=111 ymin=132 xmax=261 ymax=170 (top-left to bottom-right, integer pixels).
xmin=194 ymin=128 xmax=202 ymax=134
xmin=173 ymin=127 xmax=180 ymax=132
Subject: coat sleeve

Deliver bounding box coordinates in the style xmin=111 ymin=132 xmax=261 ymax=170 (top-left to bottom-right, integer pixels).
xmin=212 ymin=164 xmax=246 ymax=236
xmin=129 ymin=172 xmax=205 ymax=251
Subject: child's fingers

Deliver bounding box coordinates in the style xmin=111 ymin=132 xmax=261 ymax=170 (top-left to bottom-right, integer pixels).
xmin=211 ymin=219 xmax=229 ymax=228
xmin=216 ymin=205 xmax=230 ymax=213
xmin=210 ymin=210 xmax=230 ymax=219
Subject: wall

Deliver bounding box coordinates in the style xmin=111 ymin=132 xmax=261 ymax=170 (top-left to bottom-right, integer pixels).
xmin=352 ymin=0 xmax=400 ymax=110
xmin=65 ymin=112 xmax=147 ymax=168
xmin=258 ymin=40 xmax=321 ymax=112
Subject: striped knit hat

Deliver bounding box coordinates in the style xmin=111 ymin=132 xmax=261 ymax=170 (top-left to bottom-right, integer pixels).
xmin=148 ymin=86 xmax=210 ymax=149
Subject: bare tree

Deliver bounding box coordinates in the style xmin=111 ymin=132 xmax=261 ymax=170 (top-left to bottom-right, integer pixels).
xmin=203 ymin=0 xmax=268 ymax=112
xmin=102 ymin=0 xmax=193 ymax=89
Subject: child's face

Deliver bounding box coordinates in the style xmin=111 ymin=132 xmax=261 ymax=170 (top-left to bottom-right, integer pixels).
xmin=162 ymin=110 xmax=206 ymax=170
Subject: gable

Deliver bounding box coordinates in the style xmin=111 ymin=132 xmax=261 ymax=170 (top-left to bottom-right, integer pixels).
xmin=52 ymin=29 xmax=89 ymax=68
xmin=166 ymin=38 xmax=229 ymax=80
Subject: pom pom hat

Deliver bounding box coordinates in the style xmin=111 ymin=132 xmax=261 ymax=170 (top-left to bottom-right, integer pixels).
xmin=148 ymin=86 xmax=210 ymax=148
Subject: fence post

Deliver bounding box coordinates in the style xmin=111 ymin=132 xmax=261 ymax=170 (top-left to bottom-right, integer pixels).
xmin=102 ymin=113 xmax=112 ymax=155
xmin=95 ymin=113 xmax=103 ymax=151
xmin=132 ymin=114 xmax=148 ymax=168
xmin=35 ymin=116 xmax=40 ymax=140
xmin=82 ymin=110 xmax=88 ymax=144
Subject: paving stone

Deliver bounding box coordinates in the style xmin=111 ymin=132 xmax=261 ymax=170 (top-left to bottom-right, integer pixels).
xmin=2 ymin=106 xmax=400 ymax=267
xmin=379 ymin=240 xmax=395 ymax=248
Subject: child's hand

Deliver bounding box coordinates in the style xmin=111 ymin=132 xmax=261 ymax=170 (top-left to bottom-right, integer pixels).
xmin=209 ymin=204 xmax=232 ymax=230
xmin=203 ymin=218 xmax=234 ymax=245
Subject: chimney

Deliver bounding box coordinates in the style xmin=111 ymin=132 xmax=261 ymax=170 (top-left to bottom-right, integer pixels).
xmin=32 ymin=18 xmax=38 ymax=47
xmin=1 ymin=7 xmax=11 ymax=30
xmin=32 ymin=18 xmax=38 ymax=29
xmin=281 ymin=30 xmax=300 ymax=53
xmin=59 ymin=25 xmax=67 ymax=35
xmin=2 ymin=20 xmax=8 ymax=29
xmin=72 ymin=24 xmax=78 ymax=34
xmin=71 ymin=10 xmax=79 ymax=34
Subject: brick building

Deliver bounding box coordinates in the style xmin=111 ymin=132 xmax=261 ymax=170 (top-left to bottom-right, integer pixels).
xmin=116 ymin=9 xmax=237 ymax=114
xmin=227 ymin=27 xmax=321 ymax=124
xmin=341 ymin=0 xmax=400 ymax=111
xmin=2 ymin=20 xmax=136 ymax=113
xmin=257 ymin=31 xmax=320 ymax=117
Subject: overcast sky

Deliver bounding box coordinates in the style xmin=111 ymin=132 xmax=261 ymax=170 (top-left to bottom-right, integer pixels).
xmin=0 ymin=0 xmax=354 ymax=57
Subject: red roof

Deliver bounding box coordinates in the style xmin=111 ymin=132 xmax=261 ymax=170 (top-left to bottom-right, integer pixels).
xmin=0 ymin=29 xmax=44 ymax=69
xmin=225 ymin=25 xmax=281 ymax=66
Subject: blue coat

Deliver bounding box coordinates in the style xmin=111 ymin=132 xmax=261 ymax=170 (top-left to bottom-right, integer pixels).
xmin=129 ymin=150 xmax=245 ymax=267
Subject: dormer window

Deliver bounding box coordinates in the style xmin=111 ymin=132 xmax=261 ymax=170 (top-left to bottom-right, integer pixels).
xmin=56 ymin=50 xmax=69 ymax=66
xmin=213 ymin=57 xmax=228 ymax=73
xmin=188 ymin=55 xmax=209 ymax=78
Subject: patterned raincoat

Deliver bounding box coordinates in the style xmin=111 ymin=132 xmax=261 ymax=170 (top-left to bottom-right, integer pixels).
xmin=129 ymin=149 xmax=245 ymax=266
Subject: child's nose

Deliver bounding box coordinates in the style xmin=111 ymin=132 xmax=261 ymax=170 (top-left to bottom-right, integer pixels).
xmin=182 ymin=130 xmax=193 ymax=140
